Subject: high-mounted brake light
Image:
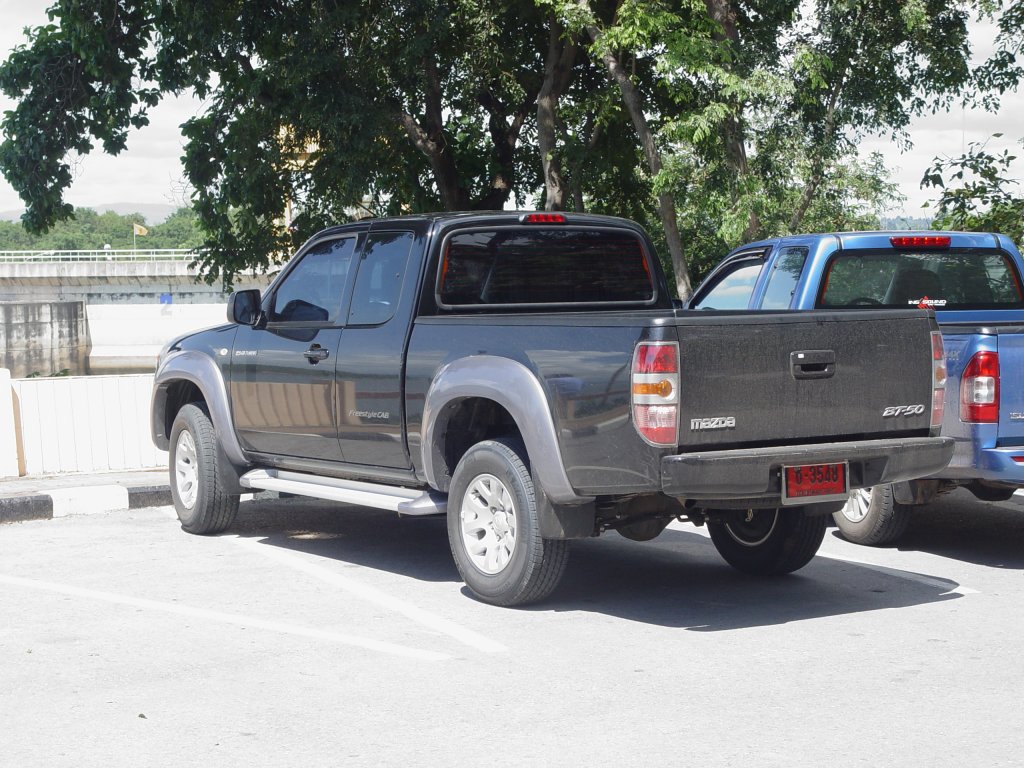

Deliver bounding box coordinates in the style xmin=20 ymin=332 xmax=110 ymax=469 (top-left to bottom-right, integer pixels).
xmin=931 ymin=331 xmax=946 ymax=429
xmin=960 ymin=350 xmax=999 ymax=423
xmin=632 ymin=342 xmax=679 ymax=447
xmin=521 ymin=213 xmax=566 ymax=224
xmin=890 ymin=235 xmax=951 ymax=249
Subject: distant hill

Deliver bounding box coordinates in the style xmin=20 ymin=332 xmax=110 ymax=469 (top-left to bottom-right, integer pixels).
xmin=0 ymin=202 xmax=178 ymax=225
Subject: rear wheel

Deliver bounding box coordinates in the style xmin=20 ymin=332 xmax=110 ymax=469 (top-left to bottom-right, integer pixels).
xmin=169 ymin=403 xmax=239 ymax=535
xmin=708 ymin=508 xmax=826 ymax=575
xmin=447 ymin=438 xmax=569 ymax=606
xmin=833 ymin=484 xmax=910 ymax=546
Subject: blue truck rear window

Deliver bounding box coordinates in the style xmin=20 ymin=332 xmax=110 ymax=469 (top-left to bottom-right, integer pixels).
xmin=437 ymin=228 xmax=655 ymax=307
xmin=817 ymin=248 xmax=1024 ymax=310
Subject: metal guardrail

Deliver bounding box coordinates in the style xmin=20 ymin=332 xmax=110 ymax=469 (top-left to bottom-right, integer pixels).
xmin=0 ymin=249 xmax=197 ymax=262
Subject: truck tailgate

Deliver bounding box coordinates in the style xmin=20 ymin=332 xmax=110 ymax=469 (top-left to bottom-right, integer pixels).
xmin=995 ymin=330 xmax=1024 ymax=441
xmin=673 ymin=309 xmax=937 ymax=449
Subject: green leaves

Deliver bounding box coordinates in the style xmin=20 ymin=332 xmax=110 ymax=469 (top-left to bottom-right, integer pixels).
xmin=923 ymin=136 xmax=1024 ymax=245
xmin=0 ymin=1 xmax=158 ymax=234
xmin=0 ymin=0 xmax=1010 ymax=289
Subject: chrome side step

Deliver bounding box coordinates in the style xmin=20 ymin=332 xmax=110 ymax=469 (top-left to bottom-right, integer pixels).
xmin=239 ymin=469 xmax=447 ymax=516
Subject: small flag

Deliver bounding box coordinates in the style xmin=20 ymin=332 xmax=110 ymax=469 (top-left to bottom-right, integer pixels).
xmin=133 ymin=223 xmax=148 ymax=236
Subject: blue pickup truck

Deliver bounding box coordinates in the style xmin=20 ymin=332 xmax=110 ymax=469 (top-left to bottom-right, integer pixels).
xmin=689 ymin=231 xmax=1024 ymax=545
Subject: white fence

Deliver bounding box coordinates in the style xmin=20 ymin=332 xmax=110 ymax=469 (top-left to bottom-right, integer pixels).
xmin=0 ymin=248 xmax=194 ymax=262
xmin=1 ymin=371 xmax=166 ymax=477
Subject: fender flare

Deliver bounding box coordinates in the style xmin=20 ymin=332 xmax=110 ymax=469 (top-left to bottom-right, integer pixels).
xmin=420 ymin=355 xmax=591 ymax=505
xmin=151 ymin=349 xmax=248 ymax=469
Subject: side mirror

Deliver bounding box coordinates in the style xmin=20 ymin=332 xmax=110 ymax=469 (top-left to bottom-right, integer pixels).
xmin=227 ymin=289 xmax=261 ymax=326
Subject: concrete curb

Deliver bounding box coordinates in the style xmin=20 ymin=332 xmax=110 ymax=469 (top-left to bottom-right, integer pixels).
xmin=0 ymin=484 xmax=174 ymax=525
xmin=0 ymin=494 xmax=52 ymax=524
xmin=0 ymin=484 xmax=282 ymax=525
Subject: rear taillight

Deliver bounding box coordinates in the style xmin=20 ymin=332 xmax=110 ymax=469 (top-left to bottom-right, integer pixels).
xmin=931 ymin=331 xmax=946 ymax=429
xmin=960 ymin=350 xmax=999 ymax=423
xmin=632 ymin=342 xmax=679 ymax=446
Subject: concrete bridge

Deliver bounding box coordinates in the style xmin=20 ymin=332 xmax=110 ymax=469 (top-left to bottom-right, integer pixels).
xmin=0 ymin=249 xmax=273 ymax=377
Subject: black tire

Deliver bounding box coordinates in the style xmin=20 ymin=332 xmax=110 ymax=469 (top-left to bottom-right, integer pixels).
xmin=447 ymin=438 xmax=569 ymax=606
xmin=708 ymin=508 xmax=827 ymax=576
xmin=168 ymin=403 xmax=239 ymax=535
xmin=833 ymin=485 xmax=910 ymax=546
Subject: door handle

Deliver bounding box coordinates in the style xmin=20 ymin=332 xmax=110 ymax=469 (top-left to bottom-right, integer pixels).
xmin=303 ymin=345 xmax=330 ymax=363
xmin=790 ymin=350 xmax=835 ymax=380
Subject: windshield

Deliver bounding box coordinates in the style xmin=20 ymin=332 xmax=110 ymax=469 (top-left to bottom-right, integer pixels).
xmin=817 ymin=248 xmax=1024 ymax=310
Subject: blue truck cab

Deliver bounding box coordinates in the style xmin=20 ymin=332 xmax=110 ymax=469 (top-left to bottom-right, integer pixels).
xmin=689 ymin=231 xmax=1024 ymax=544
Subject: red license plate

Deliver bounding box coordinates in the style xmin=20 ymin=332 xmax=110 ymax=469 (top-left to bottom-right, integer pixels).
xmin=782 ymin=462 xmax=849 ymax=504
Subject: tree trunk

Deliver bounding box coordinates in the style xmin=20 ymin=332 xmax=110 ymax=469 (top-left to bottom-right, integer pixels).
xmin=395 ymin=55 xmax=470 ymax=210
xmin=705 ymin=0 xmax=760 ymax=241
xmin=476 ymin=89 xmax=535 ymax=211
xmin=588 ymin=26 xmax=692 ymax=299
xmin=538 ymin=20 xmax=577 ymax=211
xmin=789 ymin=58 xmax=849 ymax=233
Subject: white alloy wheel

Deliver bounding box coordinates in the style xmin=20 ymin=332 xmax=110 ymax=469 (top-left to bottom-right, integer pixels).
xmin=460 ymin=473 xmax=518 ymax=574
xmin=841 ymin=488 xmax=872 ymax=524
xmin=174 ymin=429 xmax=199 ymax=509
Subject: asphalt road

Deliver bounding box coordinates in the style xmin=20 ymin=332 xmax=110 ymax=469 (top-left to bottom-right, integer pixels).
xmin=2 ymin=489 xmax=1023 ymax=767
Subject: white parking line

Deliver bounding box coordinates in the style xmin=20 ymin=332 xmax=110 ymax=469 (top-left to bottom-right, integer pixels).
xmin=233 ymin=536 xmax=509 ymax=654
xmin=0 ymin=574 xmax=450 ymax=662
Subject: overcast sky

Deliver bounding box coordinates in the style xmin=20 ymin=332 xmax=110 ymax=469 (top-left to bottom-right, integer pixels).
xmin=0 ymin=0 xmax=1021 ymax=219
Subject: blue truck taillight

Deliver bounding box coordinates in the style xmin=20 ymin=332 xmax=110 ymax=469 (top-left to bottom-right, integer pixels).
xmin=632 ymin=341 xmax=679 ymax=446
xmin=960 ymin=351 xmax=999 ymax=423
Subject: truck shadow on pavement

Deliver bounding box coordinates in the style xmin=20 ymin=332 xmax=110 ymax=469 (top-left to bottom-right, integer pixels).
xmin=545 ymin=528 xmax=962 ymax=631
xmin=229 ymin=497 xmax=962 ymax=631
xmin=231 ymin=497 xmax=460 ymax=584
xmin=845 ymin=488 xmax=1024 ymax=570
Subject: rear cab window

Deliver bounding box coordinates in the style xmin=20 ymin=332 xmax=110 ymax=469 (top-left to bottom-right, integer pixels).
xmin=436 ymin=227 xmax=656 ymax=309
xmin=817 ymin=248 xmax=1024 ymax=310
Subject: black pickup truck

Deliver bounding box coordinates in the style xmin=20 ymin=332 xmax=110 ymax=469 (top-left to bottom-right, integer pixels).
xmin=151 ymin=212 xmax=953 ymax=605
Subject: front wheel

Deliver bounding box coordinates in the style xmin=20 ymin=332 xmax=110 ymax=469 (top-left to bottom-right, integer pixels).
xmin=169 ymin=403 xmax=239 ymax=535
xmin=708 ymin=508 xmax=827 ymax=575
xmin=833 ymin=485 xmax=910 ymax=546
xmin=447 ymin=438 xmax=569 ymax=606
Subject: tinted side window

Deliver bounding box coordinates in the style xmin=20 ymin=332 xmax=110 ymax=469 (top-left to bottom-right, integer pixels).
xmin=348 ymin=232 xmax=414 ymax=326
xmin=761 ymin=247 xmax=808 ymax=309
xmin=270 ymin=237 xmax=356 ymax=323
xmin=691 ymin=258 xmax=765 ymax=310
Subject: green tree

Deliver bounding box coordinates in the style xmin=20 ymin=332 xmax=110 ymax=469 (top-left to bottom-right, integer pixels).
xmin=1 ymin=0 xmax=555 ymax=283
xmin=0 ymin=206 xmax=202 ymax=251
xmin=922 ymin=137 xmax=1024 ymax=244
xmin=0 ymin=0 xmax=984 ymax=293
xmin=916 ymin=2 xmax=1024 ymax=245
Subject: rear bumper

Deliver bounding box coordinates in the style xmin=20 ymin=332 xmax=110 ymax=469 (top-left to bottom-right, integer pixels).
xmin=660 ymin=437 xmax=954 ymax=503
xmin=936 ymin=444 xmax=1024 ymax=485
xmin=933 ymin=434 xmax=1024 ymax=487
